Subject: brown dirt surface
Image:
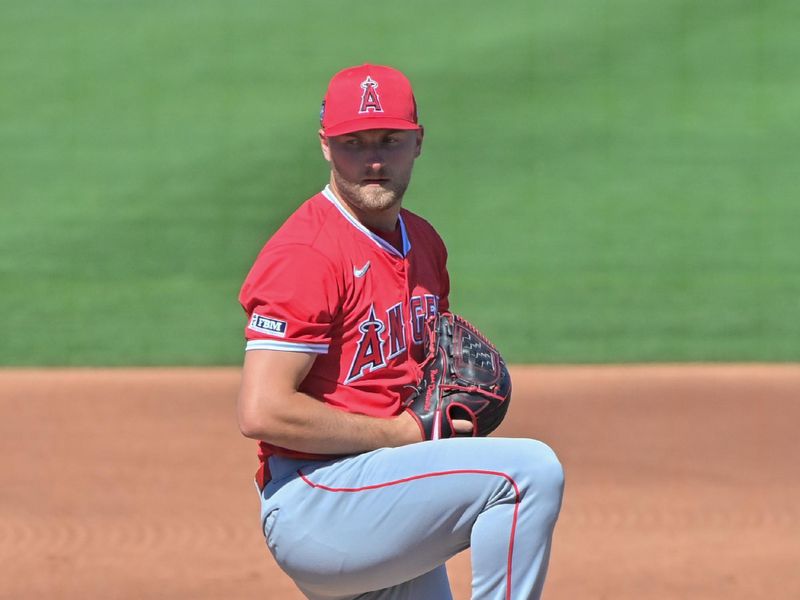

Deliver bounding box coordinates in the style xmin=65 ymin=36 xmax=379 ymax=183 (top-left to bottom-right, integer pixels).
xmin=2 ymin=365 xmax=799 ymax=599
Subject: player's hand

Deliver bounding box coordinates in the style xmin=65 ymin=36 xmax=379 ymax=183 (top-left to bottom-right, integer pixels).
xmin=396 ymin=410 xmax=473 ymax=442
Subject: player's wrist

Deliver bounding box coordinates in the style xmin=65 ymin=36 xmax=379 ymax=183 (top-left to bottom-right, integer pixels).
xmin=395 ymin=409 xmax=425 ymax=444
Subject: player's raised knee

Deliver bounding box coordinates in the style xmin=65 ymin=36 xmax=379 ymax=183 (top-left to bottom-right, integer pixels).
xmin=516 ymin=438 xmax=565 ymax=502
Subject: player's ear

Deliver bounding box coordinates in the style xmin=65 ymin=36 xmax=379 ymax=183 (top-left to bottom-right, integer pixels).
xmin=319 ymin=129 xmax=332 ymax=162
xmin=414 ymin=126 xmax=424 ymax=158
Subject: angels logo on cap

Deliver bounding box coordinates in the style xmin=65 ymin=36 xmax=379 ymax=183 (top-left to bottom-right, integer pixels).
xmin=321 ymin=64 xmax=420 ymax=136
xmin=358 ymin=76 xmax=384 ymax=114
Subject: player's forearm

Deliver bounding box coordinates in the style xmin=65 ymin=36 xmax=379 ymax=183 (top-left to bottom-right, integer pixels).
xmin=238 ymin=389 xmax=421 ymax=454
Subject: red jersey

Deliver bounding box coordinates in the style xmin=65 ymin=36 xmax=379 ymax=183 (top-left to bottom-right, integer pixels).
xmin=239 ymin=186 xmax=450 ymax=481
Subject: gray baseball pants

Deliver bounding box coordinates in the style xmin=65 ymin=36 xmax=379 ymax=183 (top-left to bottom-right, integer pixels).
xmin=257 ymin=437 xmax=564 ymax=599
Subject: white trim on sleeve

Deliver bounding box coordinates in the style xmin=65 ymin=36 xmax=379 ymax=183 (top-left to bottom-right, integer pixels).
xmin=245 ymin=339 xmax=329 ymax=354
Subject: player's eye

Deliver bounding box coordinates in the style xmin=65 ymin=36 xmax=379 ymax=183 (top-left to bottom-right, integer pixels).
xmin=337 ymin=137 xmax=360 ymax=147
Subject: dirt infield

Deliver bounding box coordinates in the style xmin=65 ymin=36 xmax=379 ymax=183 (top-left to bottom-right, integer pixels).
xmin=2 ymin=365 xmax=799 ymax=599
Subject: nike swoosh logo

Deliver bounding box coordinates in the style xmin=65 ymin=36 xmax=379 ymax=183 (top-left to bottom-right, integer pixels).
xmin=353 ymin=261 xmax=371 ymax=278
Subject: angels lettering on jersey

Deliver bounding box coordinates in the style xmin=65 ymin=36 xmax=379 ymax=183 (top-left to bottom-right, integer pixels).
xmin=346 ymin=295 xmax=439 ymax=384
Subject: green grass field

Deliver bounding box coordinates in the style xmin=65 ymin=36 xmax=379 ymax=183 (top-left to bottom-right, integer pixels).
xmin=1 ymin=0 xmax=798 ymax=365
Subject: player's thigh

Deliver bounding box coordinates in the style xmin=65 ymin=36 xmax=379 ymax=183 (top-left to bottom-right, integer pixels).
xmin=262 ymin=463 xmax=473 ymax=595
xmin=335 ymin=436 xmax=562 ymax=504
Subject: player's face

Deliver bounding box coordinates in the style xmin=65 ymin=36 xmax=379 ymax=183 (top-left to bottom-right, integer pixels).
xmin=320 ymin=128 xmax=424 ymax=221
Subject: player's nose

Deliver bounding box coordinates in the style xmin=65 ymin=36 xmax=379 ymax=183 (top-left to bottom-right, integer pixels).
xmin=365 ymin=154 xmax=384 ymax=170
xmin=364 ymin=145 xmax=385 ymax=169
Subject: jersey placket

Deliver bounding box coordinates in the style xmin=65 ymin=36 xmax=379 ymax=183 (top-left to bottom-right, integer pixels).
xmin=396 ymin=253 xmax=414 ymax=362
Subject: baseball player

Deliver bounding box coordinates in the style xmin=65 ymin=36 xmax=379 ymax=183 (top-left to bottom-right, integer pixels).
xmin=237 ymin=64 xmax=564 ymax=599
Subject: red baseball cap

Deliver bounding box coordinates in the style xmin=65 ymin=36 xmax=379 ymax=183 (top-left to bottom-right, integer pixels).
xmin=320 ymin=64 xmax=420 ymax=136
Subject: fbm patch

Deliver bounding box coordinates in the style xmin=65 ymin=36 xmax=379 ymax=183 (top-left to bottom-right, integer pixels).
xmin=248 ymin=313 xmax=287 ymax=337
